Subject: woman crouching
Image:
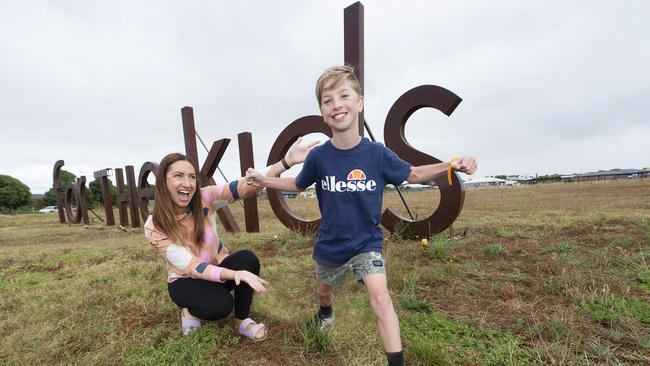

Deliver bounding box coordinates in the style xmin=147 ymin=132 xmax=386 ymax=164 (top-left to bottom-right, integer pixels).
xmin=144 ymin=139 xmax=315 ymax=340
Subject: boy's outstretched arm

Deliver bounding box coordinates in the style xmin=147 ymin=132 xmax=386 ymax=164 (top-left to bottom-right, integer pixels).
xmin=245 ymin=169 xmax=304 ymax=192
xmin=261 ymin=137 xmax=318 ymax=179
xmin=245 ymin=136 xmax=317 ymax=191
xmin=406 ymin=156 xmax=478 ymax=184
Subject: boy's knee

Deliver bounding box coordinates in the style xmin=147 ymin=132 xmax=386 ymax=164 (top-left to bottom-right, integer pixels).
xmin=369 ymin=292 xmax=394 ymax=316
xmin=316 ymin=284 xmax=333 ymax=298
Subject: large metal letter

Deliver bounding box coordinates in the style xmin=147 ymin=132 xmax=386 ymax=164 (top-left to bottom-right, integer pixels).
xmin=344 ymin=2 xmax=364 ymax=136
xmin=181 ymin=106 xmax=239 ymax=232
xmin=93 ymin=168 xmax=115 ymax=226
xmin=53 ymin=160 xmax=66 ymax=223
xmin=64 ymin=176 xmax=89 ymax=225
xmin=115 ymin=168 xmax=130 ymax=227
xmin=138 ymin=162 xmax=158 ymax=222
xmin=238 ymin=132 xmax=260 ymax=232
xmin=266 ymin=116 xmax=332 ymax=234
xmin=125 ymin=166 xmax=141 ymax=227
xmin=381 ymin=85 xmax=465 ymax=239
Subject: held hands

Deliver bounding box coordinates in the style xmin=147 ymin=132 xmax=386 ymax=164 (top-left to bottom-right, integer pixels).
xmin=284 ymin=136 xmax=320 ymax=166
xmin=245 ymin=168 xmax=264 ymax=187
xmin=450 ymin=156 xmax=478 ymax=175
xmin=244 ymin=136 xmax=319 ymax=187
xmin=234 ymin=270 xmax=269 ymax=292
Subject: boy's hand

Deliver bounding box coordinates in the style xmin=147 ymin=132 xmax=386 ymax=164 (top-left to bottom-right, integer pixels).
xmin=450 ymin=156 xmax=478 ymax=175
xmin=245 ymin=168 xmax=264 ymax=187
xmin=285 ymin=136 xmax=320 ymax=166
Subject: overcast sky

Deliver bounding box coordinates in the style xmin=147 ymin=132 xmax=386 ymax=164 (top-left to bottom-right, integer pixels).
xmin=1 ymin=0 xmax=648 ymax=194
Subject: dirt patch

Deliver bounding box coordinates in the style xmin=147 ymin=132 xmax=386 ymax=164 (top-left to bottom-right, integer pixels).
xmin=116 ymin=302 xmax=176 ymax=334
xmin=410 ymin=217 xmax=649 ymax=360
xmin=221 ymin=317 xmax=343 ymax=366
xmin=259 ymin=241 xmax=280 ymax=258
xmin=561 ymin=220 xmax=646 ymax=248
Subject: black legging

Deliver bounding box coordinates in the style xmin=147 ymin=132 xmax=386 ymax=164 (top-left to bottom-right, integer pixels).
xmin=168 ymin=249 xmax=260 ymax=321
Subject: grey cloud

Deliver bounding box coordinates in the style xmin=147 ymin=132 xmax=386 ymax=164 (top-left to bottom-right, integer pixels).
xmin=1 ymin=0 xmax=648 ymax=193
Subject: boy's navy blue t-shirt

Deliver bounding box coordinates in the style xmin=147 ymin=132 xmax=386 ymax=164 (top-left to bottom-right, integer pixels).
xmin=295 ymin=138 xmax=411 ymax=267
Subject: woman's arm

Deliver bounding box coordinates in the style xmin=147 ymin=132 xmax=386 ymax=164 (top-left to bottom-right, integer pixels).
xmin=146 ymin=231 xmax=267 ymax=291
xmin=217 ymin=268 xmax=269 ymax=292
xmin=204 ymin=137 xmax=317 ymax=203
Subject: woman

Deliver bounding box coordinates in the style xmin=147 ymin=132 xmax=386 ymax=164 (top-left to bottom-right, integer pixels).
xmin=144 ymin=137 xmax=316 ymax=340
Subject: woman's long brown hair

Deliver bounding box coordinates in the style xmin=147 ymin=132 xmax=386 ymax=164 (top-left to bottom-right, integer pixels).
xmin=152 ymin=153 xmax=204 ymax=248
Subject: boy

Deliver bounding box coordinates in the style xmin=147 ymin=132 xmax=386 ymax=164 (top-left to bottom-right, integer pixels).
xmin=246 ymin=65 xmax=477 ymax=366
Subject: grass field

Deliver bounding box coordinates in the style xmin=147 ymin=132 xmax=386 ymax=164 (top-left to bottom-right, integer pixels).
xmin=1 ymin=180 xmax=649 ymax=365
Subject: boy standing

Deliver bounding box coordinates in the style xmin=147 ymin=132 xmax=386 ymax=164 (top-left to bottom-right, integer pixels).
xmin=246 ymin=65 xmax=477 ymax=365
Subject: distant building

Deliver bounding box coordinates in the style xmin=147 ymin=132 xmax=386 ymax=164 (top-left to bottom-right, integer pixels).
xmin=508 ymin=175 xmax=536 ymax=184
xmin=402 ymin=183 xmax=433 ymax=191
xmin=282 ymin=191 xmax=298 ymax=199
xmin=574 ymin=169 xmax=648 ymax=182
xmin=642 ymin=168 xmax=650 ymax=178
xmin=298 ymin=189 xmax=316 ymax=199
xmin=463 ymin=177 xmax=507 ymax=187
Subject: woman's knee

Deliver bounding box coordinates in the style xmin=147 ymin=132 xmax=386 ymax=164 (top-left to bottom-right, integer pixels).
xmin=202 ymin=295 xmax=234 ymax=320
xmin=237 ymin=249 xmax=260 ymax=273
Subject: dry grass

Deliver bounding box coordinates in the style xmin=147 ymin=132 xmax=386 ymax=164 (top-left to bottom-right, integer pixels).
xmin=1 ymin=179 xmax=649 ymax=365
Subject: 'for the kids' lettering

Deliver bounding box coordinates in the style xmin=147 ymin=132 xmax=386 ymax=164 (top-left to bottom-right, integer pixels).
xmin=50 ymin=2 xmax=465 ymax=239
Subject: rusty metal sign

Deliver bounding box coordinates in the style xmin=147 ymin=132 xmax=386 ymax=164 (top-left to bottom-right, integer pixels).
xmin=381 ymin=85 xmax=465 ymax=238
xmin=51 ymin=1 xmax=466 ymax=239
xmin=93 ymin=168 xmax=115 ymax=226
xmin=263 ymin=2 xmax=465 ymax=239
xmin=266 ymin=116 xmax=333 ymax=234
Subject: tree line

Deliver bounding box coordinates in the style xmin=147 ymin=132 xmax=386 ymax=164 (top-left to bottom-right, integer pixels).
xmin=0 ymin=170 xmax=120 ymax=214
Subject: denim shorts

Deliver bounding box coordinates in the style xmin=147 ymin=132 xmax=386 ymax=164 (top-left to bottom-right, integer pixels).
xmin=315 ymin=251 xmax=386 ymax=287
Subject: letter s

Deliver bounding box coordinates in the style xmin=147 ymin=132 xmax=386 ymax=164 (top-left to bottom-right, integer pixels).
xmin=381 ymin=85 xmax=465 ymax=239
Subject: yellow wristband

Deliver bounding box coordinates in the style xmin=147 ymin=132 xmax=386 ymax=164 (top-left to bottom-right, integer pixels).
xmin=447 ymin=156 xmax=461 ymax=186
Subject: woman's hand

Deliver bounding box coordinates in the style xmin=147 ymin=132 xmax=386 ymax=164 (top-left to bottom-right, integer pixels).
xmin=245 ymin=168 xmax=264 ymax=187
xmin=284 ymin=136 xmax=320 ymax=166
xmin=234 ymin=270 xmax=269 ymax=292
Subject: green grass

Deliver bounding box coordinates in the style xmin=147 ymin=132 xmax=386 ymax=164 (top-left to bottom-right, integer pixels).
xmin=300 ymin=322 xmax=333 ymax=356
xmin=638 ymin=271 xmax=650 ymax=294
xmin=614 ymin=236 xmax=636 ymax=247
xmin=2 ymin=180 xmax=650 ymax=365
xmin=581 ymin=296 xmax=650 ymax=324
xmin=483 ymin=243 xmax=506 ymax=256
xmin=401 ymin=310 xmax=535 ymax=365
xmin=401 ymin=297 xmax=432 ymax=313
xmin=543 ymin=242 xmax=573 ymax=254
xmin=121 ymin=325 xmax=238 ymax=365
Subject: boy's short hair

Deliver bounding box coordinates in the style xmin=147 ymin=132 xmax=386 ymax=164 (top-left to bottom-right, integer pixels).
xmin=315 ymin=65 xmax=362 ymax=106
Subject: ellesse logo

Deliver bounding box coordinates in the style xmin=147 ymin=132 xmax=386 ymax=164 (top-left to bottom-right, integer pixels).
xmin=347 ymin=169 xmax=365 ymax=180
xmin=321 ymin=169 xmax=377 ymax=192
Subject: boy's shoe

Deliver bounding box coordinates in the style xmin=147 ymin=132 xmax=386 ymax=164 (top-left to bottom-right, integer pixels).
xmin=313 ymin=309 xmax=335 ymax=330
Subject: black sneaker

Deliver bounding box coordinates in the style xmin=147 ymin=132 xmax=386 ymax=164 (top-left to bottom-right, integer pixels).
xmin=314 ymin=309 xmax=334 ymax=330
